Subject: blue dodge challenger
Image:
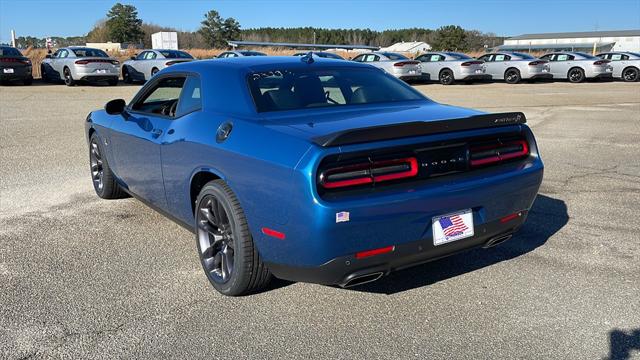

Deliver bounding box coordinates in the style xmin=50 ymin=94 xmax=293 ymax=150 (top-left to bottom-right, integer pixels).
xmin=86 ymin=55 xmax=543 ymax=296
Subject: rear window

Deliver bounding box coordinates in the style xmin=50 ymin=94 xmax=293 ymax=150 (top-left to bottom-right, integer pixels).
xmin=240 ymin=51 xmax=266 ymax=56
xmin=382 ymin=52 xmax=408 ymax=60
xmin=445 ymin=52 xmax=472 ymax=60
xmin=0 ymin=47 xmax=22 ymax=56
xmin=248 ymin=68 xmax=425 ymax=113
xmin=71 ymin=48 xmax=109 ymax=58
xmin=512 ymin=52 xmax=535 ymax=59
xmin=160 ymin=50 xmax=193 ymax=59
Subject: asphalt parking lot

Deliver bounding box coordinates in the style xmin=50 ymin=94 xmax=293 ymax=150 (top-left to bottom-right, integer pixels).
xmin=1 ymin=80 xmax=639 ymax=359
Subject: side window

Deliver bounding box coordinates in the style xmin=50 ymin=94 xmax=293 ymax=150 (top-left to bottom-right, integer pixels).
xmin=136 ymin=52 xmax=147 ymax=60
xmin=176 ymin=76 xmax=202 ymax=117
xmin=494 ymin=54 xmax=506 ymax=61
xmin=556 ymin=54 xmax=569 ymax=61
xmin=58 ymin=50 xmax=68 ymax=58
xmin=52 ymin=50 xmax=60 ymax=58
xmin=596 ymin=54 xmax=608 ymax=60
xmin=145 ymin=52 xmax=156 ymax=60
xmin=622 ymin=54 xmax=629 ymax=60
xmin=132 ymin=77 xmax=186 ymax=117
xmin=363 ymin=54 xmax=375 ymax=62
xmin=229 ymin=53 xmax=238 ymax=57
xmin=352 ymin=55 xmax=364 ymax=62
xmin=540 ymin=54 xmax=552 ymax=61
xmin=429 ymin=54 xmax=442 ymax=62
xmin=478 ymin=54 xmax=492 ymax=62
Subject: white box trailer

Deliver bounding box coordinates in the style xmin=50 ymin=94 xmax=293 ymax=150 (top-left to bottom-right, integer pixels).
xmin=152 ymin=32 xmax=178 ymax=50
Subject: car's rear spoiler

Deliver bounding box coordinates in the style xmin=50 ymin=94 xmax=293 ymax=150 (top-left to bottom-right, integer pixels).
xmin=312 ymin=112 xmax=527 ymax=147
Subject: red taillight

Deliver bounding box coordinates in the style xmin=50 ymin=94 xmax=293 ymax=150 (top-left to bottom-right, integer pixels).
xmin=75 ymin=60 xmax=89 ymax=65
xmin=74 ymin=59 xmax=117 ymax=65
xmin=461 ymin=61 xmax=483 ymax=66
xmin=470 ymin=139 xmax=529 ymax=167
xmin=500 ymin=212 xmax=522 ymax=223
xmin=593 ymin=60 xmax=610 ymax=65
xmin=3 ymin=58 xmax=30 ymax=64
xmin=393 ymin=61 xmax=420 ymax=67
xmin=355 ymin=245 xmax=394 ymax=259
xmin=528 ymin=60 xmax=548 ymax=66
xmin=319 ymin=157 xmax=418 ymax=189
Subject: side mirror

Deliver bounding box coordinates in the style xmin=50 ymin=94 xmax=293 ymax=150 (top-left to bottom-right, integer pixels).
xmin=105 ymin=99 xmax=126 ymax=115
xmin=130 ymin=56 xmax=136 ymax=60
xmin=45 ymin=54 xmax=51 ymax=59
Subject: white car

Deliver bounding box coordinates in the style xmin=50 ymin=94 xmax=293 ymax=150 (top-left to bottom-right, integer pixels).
xmin=477 ymin=52 xmax=552 ymax=84
xmin=122 ymin=49 xmax=194 ymax=83
xmin=415 ymin=52 xmax=491 ymax=85
xmin=41 ymin=47 xmax=119 ymax=86
xmin=596 ymin=51 xmax=640 ymax=82
xmin=351 ymin=52 xmax=429 ymax=82
xmin=539 ymin=52 xmax=613 ymax=83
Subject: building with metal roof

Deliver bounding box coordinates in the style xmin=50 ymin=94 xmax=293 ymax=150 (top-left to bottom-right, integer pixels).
xmin=499 ymin=30 xmax=640 ymax=53
xmin=380 ymin=41 xmax=431 ymax=54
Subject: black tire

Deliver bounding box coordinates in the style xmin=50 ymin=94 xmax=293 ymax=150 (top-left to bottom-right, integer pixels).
xmin=63 ymin=67 xmax=75 ymax=86
xmin=89 ymin=134 xmax=127 ymax=199
xmin=439 ymin=69 xmax=454 ymax=85
xmin=505 ymin=68 xmax=521 ymax=84
xmin=622 ymin=67 xmax=639 ymax=82
xmin=40 ymin=65 xmax=49 ymax=82
xmin=108 ymin=78 xmax=118 ymax=86
xmin=195 ymin=180 xmax=271 ymax=296
xmin=151 ymin=67 xmax=159 ymax=77
xmin=568 ymin=67 xmax=585 ymax=83
xmin=23 ymin=77 xmax=33 ymax=86
xmin=122 ymin=66 xmax=132 ymax=84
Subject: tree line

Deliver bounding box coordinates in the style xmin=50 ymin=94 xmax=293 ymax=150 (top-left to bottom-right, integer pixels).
xmin=12 ymin=3 xmax=503 ymax=51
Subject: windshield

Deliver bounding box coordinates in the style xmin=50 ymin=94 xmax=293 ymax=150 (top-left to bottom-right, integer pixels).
xmin=382 ymin=52 xmax=408 ymax=60
xmin=71 ymin=48 xmax=109 ymax=58
xmin=512 ymin=52 xmax=535 ymax=59
xmin=160 ymin=50 xmax=193 ymax=59
xmin=0 ymin=47 xmax=22 ymax=56
xmin=445 ymin=52 xmax=472 ymax=60
xmin=248 ymin=68 xmax=425 ymax=112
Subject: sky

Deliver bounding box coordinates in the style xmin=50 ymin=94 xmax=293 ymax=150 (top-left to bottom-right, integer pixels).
xmin=1 ymin=0 xmax=639 ymax=43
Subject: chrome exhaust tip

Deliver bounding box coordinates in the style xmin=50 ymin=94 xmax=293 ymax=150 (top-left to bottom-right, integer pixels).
xmin=341 ymin=272 xmax=384 ymax=288
xmin=483 ymin=234 xmax=512 ymax=248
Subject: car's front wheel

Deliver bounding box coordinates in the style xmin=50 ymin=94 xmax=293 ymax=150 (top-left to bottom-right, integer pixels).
xmin=622 ymin=67 xmax=639 ymax=82
xmin=122 ymin=66 xmax=132 ymax=83
xmin=89 ymin=134 xmax=127 ymax=199
xmin=195 ymin=180 xmax=271 ymax=296
xmin=505 ymin=68 xmax=521 ymax=84
xmin=568 ymin=67 xmax=585 ymax=83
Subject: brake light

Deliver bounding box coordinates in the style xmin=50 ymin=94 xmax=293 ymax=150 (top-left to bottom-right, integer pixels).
xmin=3 ymin=58 xmax=30 ymax=64
xmin=593 ymin=60 xmax=610 ymax=65
xmin=75 ymin=60 xmax=89 ymax=65
xmin=74 ymin=59 xmax=118 ymax=65
xmin=355 ymin=245 xmax=394 ymax=259
xmin=319 ymin=157 xmax=418 ymax=189
xmin=461 ymin=61 xmax=483 ymax=66
xmin=393 ymin=61 xmax=420 ymax=67
xmin=470 ymin=139 xmax=529 ymax=167
xmin=528 ymin=60 xmax=548 ymax=66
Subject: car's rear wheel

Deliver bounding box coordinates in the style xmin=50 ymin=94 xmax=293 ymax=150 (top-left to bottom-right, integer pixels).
xmin=40 ymin=65 xmax=49 ymax=82
xmin=439 ymin=69 xmax=454 ymax=85
xmin=63 ymin=67 xmax=75 ymax=86
xmin=568 ymin=67 xmax=585 ymax=83
xmin=151 ymin=67 xmax=159 ymax=77
xmin=505 ymin=68 xmax=521 ymax=84
xmin=89 ymin=134 xmax=127 ymax=199
xmin=622 ymin=67 xmax=639 ymax=82
xmin=195 ymin=180 xmax=271 ymax=296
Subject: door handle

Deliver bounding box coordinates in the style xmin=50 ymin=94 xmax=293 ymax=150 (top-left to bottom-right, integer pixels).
xmin=151 ymin=128 xmax=163 ymax=138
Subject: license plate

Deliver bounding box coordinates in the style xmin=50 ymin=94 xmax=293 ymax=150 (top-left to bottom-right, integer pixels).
xmin=3 ymin=68 xmax=14 ymax=74
xmin=432 ymin=209 xmax=474 ymax=246
xmin=475 ymin=69 xmax=483 ymax=74
xmin=408 ymin=70 xmax=416 ymax=74
xmin=96 ymin=69 xmax=107 ymax=74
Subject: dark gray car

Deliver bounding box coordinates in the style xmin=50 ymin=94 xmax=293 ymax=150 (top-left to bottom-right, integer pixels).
xmin=0 ymin=46 xmax=32 ymax=85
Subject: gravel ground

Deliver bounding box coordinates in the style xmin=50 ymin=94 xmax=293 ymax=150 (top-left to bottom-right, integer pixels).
xmin=1 ymin=80 xmax=639 ymax=359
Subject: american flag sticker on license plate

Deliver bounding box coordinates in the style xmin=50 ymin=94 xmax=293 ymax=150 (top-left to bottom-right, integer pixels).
xmin=336 ymin=211 xmax=350 ymax=223
xmin=432 ymin=209 xmax=474 ymax=246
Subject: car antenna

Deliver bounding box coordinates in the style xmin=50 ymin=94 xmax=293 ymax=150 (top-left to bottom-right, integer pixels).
xmin=300 ymin=52 xmax=314 ymax=64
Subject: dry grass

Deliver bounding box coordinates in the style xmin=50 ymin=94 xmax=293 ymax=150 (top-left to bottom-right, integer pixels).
xmin=22 ymin=47 xmax=548 ymax=79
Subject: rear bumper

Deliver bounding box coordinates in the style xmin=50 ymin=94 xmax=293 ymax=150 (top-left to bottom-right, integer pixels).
xmin=267 ymin=213 xmax=528 ymax=286
xmin=528 ymin=73 xmax=553 ymax=80
xmin=79 ymin=75 xmax=119 ymax=82
xmin=1 ymin=68 xmax=31 ymax=81
xmin=398 ymin=74 xmax=430 ymax=82
xmin=593 ymin=73 xmax=613 ymax=79
xmin=460 ymin=74 xmax=492 ymax=81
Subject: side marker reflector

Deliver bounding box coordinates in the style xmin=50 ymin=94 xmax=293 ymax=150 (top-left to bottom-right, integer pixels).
xmin=355 ymin=245 xmax=395 ymax=259
xmin=262 ymin=227 xmax=286 ymax=240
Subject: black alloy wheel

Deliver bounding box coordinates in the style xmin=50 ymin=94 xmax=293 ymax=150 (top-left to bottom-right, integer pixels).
xmin=568 ymin=68 xmax=585 ymax=83
xmin=64 ymin=67 xmax=75 ymax=86
xmin=622 ymin=67 xmax=639 ymax=82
